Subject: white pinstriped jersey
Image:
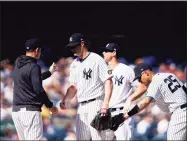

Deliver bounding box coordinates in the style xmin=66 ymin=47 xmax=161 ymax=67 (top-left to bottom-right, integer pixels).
xmin=109 ymin=63 xmax=135 ymax=108
xmin=146 ymin=73 xmax=187 ymax=113
xmin=69 ymin=52 xmax=112 ymax=103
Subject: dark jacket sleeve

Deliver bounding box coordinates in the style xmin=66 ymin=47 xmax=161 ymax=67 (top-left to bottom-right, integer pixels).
xmin=41 ymin=71 xmax=51 ymax=80
xmin=31 ymin=65 xmax=53 ymax=108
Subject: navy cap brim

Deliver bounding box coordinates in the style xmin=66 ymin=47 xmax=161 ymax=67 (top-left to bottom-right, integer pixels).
xmin=100 ymin=47 xmax=115 ymax=52
xmin=133 ymin=75 xmax=141 ymax=82
xmin=133 ymin=70 xmax=146 ymax=82
xmin=66 ymin=42 xmax=80 ymax=48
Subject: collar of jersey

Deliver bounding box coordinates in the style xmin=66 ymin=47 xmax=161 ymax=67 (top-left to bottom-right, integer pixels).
xmin=78 ymin=52 xmax=91 ymax=62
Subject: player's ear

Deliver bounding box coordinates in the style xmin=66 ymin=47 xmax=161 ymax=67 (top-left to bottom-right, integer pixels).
xmin=35 ymin=48 xmax=39 ymax=54
xmin=145 ymin=70 xmax=150 ymax=76
xmin=80 ymin=41 xmax=85 ymax=47
xmin=113 ymin=51 xmax=116 ymax=57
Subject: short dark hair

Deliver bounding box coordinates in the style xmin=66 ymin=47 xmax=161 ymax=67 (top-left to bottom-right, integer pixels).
xmin=84 ymin=40 xmax=90 ymax=49
xmin=115 ymin=50 xmax=119 ymax=58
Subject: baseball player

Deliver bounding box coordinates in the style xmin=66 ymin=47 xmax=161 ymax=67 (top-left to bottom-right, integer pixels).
xmin=60 ymin=33 xmax=114 ymax=140
xmin=102 ymin=43 xmax=147 ymax=140
xmin=11 ymin=38 xmax=58 ymax=140
xmin=123 ymin=63 xmax=187 ymax=140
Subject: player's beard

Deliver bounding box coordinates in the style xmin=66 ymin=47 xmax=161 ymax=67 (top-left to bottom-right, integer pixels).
xmin=72 ymin=46 xmax=81 ymax=57
xmin=73 ymin=53 xmax=79 ymax=56
xmin=104 ymin=56 xmax=112 ymax=63
xmin=73 ymin=51 xmax=81 ymax=57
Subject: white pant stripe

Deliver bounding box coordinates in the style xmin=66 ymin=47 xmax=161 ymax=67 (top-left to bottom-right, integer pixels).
xmin=109 ymin=109 xmax=133 ymax=140
xmin=12 ymin=114 xmax=25 ymax=140
xmin=12 ymin=109 xmax=43 ymax=140
xmin=167 ymin=107 xmax=187 ymax=140
xmin=76 ymin=95 xmax=114 ymax=140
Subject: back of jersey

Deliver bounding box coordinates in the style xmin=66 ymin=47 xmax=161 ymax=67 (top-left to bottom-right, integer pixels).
xmin=146 ymin=73 xmax=186 ymax=113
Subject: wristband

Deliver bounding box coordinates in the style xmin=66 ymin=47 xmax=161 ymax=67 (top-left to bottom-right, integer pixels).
xmin=127 ymin=104 xmax=139 ymax=117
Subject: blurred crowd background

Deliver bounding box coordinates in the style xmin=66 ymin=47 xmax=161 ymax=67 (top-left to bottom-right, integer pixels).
xmin=0 ymin=55 xmax=186 ymax=141
xmin=1 ymin=1 xmax=186 ymax=140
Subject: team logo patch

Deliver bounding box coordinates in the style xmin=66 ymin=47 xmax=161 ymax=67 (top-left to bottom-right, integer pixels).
xmin=106 ymin=43 xmax=110 ymax=47
xmin=83 ymin=68 xmax=92 ymax=80
xmin=114 ymin=75 xmax=124 ymax=86
xmin=69 ymin=37 xmax=73 ymax=42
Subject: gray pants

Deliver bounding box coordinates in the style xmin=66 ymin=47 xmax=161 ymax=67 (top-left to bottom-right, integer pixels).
xmin=12 ymin=108 xmax=43 ymax=140
xmin=167 ymin=106 xmax=187 ymax=140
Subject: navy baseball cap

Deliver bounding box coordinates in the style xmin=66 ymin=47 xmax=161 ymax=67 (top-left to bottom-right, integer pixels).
xmin=66 ymin=33 xmax=85 ymax=49
xmin=102 ymin=43 xmax=119 ymax=52
xmin=133 ymin=63 xmax=152 ymax=81
xmin=25 ymin=38 xmax=44 ymax=51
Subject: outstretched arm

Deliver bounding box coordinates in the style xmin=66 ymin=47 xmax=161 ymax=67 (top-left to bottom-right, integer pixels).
xmin=129 ymin=83 xmax=147 ymax=101
xmin=124 ymin=83 xmax=147 ymax=113
xmin=41 ymin=62 xmax=58 ymax=80
xmin=124 ymin=96 xmax=154 ymax=119
xmin=63 ymin=83 xmax=77 ymax=102
xmin=41 ymin=71 xmax=51 ymax=80
xmin=60 ymin=83 xmax=77 ymax=110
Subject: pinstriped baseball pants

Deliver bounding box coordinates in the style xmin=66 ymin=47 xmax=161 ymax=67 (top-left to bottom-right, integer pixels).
xmin=167 ymin=107 xmax=187 ymax=140
xmin=12 ymin=108 xmax=43 ymax=140
xmin=110 ymin=109 xmax=133 ymax=140
xmin=76 ymin=95 xmax=115 ymax=140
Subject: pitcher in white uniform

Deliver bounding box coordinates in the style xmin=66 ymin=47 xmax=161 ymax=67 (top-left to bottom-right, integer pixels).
xmin=102 ymin=43 xmax=147 ymax=140
xmin=59 ymin=33 xmax=114 ymax=140
xmin=123 ymin=63 xmax=187 ymax=140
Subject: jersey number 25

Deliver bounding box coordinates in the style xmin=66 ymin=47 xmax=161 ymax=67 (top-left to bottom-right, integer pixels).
xmin=164 ymin=75 xmax=181 ymax=93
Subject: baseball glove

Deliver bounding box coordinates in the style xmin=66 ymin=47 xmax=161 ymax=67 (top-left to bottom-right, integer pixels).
xmin=90 ymin=109 xmax=112 ymax=131
xmin=110 ymin=113 xmax=125 ymax=131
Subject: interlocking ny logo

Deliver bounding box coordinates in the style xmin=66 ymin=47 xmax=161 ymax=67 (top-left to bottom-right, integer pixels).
xmin=83 ymin=68 xmax=92 ymax=80
xmin=114 ymin=75 xmax=124 ymax=86
xmin=69 ymin=37 xmax=73 ymax=42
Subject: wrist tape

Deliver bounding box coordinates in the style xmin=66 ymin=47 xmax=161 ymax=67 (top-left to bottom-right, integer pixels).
xmin=127 ymin=104 xmax=139 ymax=117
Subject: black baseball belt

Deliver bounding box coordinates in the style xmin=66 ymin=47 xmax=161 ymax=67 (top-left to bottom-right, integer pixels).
xmin=12 ymin=105 xmax=41 ymax=112
xmin=180 ymin=103 xmax=187 ymax=109
xmin=80 ymin=98 xmax=96 ymax=104
xmin=109 ymin=107 xmax=124 ymax=112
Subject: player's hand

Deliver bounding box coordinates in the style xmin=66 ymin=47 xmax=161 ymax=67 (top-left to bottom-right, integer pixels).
xmin=123 ymin=113 xmax=129 ymax=120
xmin=100 ymin=108 xmax=108 ymax=116
xmin=100 ymin=103 xmax=109 ymax=116
xmin=49 ymin=106 xmax=58 ymax=115
xmin=60 ymin=101 xmax=66 ymax=110
xmin=124 ymin=98 xmax=132 ymax=114
xmin=49 ymin=62 xmax=58 ymax=74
